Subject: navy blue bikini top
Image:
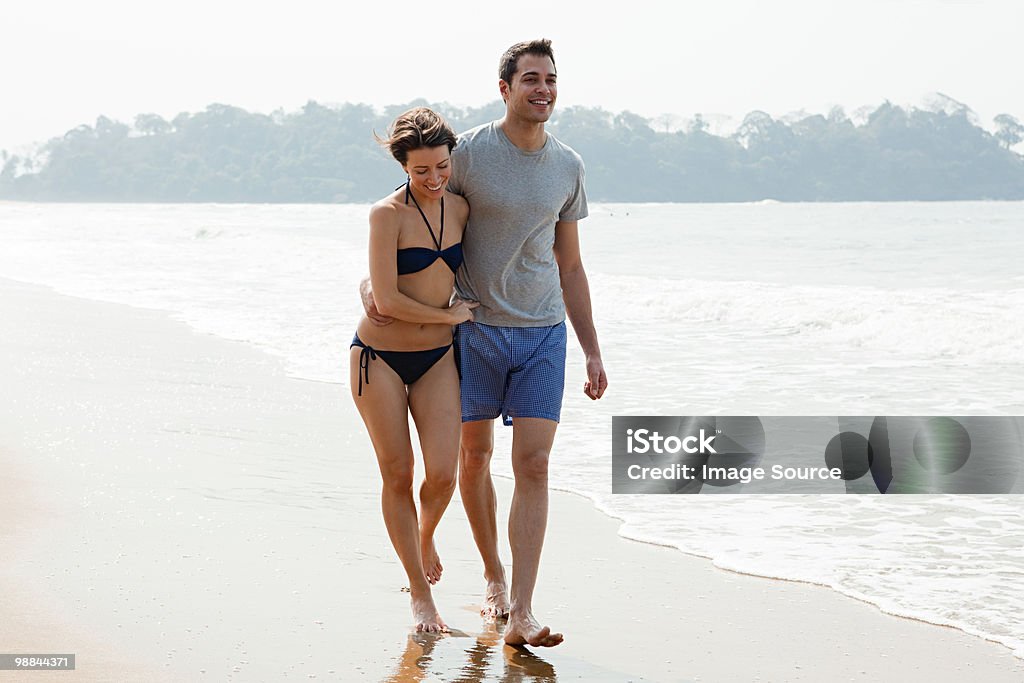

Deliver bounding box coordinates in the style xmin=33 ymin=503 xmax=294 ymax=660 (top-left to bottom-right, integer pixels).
xmin=397 ymin=181 xmax=463 ymax=275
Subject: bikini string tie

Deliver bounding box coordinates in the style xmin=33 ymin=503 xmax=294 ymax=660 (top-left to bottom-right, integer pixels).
xmin=357 ymin=344 xmax=377 ymax=396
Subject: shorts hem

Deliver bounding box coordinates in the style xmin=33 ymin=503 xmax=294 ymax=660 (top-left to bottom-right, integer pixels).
xmin=503 ymin=412 xmax=561 ymax=425
xmin=462 ymin=413 xmax=500 ymax=423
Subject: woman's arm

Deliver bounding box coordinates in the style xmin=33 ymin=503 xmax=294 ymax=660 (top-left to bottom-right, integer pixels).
xmin=359 ymin=275 xmax=394 ymax=326
xmin=368 ymin=203 xmax=474 ymax=325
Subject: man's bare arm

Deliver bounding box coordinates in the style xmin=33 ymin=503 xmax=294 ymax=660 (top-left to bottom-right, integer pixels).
xmin=553 ymin=220 xmax=607 ymax=400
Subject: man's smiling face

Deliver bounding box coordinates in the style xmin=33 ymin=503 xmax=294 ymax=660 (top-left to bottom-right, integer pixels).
xmin=501 ymin=53 xmax=557 ymax=125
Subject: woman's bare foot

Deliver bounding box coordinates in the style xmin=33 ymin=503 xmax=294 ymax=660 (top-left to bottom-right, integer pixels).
xmin=411 ymin=593 xmax=449 ymax=634
xmin=481 ymin=579 xmax=510 ymax=619
xmin=420 ymin=534 xmax=443 ymax=585
xmin=504 ymin=611 xmax=562 ymax=648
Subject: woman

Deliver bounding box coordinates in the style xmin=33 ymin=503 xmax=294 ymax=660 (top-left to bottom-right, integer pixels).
xmin=350 ymin=107 xmax=475 ymax=633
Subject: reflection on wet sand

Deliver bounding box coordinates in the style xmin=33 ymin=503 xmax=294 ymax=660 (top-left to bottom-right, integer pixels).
xmin=384 ymin=620 xmax=656 ymax=682
xmin=385 ymin=621 xmax=556 ymax=683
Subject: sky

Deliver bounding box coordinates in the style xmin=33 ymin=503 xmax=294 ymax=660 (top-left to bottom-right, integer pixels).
xmin=3 ymin=0 xmax=1021 ymax=152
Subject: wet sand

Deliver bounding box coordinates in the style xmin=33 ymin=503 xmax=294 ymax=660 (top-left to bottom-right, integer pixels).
xmin=1 ymin=277 xmax=1022 ymax=682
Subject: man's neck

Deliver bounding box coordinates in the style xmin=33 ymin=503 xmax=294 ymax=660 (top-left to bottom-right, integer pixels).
xmin=497 ymin=116 xmax=547 ymax=152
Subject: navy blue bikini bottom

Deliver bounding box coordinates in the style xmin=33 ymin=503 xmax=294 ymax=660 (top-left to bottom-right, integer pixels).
xmin=350 ymin=333 xmax=452 ymax=396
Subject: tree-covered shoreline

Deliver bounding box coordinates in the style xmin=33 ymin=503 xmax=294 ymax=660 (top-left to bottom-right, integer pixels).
xmin=2 ymin=99 xmax=1023 ymax=203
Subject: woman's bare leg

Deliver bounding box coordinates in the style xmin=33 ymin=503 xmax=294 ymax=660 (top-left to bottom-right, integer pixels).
xmin=407 ymin=349 xmax=461 ymax=585
xmin=350 ymin=347 xmax=447 ymax=632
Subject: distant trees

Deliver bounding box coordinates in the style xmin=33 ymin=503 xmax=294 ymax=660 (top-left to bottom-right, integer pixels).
xmin=994 ymin=114 xmax=1024 ymax=149
xmin=134 ymin=114 xmax=171 ymax=136
xmin=2 ymin=99 xmax=1023 ymax=202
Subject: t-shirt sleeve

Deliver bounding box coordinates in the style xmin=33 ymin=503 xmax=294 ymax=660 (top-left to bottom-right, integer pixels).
xmin=560 ymin=156 xmax=588 ymax=221
xmin=448 ymin=140 xmax=467 ymax=196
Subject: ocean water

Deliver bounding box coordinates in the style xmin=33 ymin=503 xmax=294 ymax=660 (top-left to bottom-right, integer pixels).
xmin=1 ymin=199 xmax=1022 ymax=658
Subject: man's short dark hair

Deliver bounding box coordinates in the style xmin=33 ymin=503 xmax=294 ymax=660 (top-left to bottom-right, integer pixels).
xmin=498 ymin=39 xmax=556 ymax=85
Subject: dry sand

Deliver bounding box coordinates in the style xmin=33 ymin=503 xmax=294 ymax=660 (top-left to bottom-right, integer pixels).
xmin=1 ymin=277 xmax=1022 ymax=682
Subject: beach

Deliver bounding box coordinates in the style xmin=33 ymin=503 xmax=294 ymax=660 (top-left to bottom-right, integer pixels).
xmin=2 ymin=277 xmax=1023 ymax=681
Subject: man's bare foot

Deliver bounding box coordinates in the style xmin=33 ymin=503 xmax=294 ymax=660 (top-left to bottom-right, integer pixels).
xmin=504 ymin=612 xmax=563 ymax=648
xmin=411 ymin=593 xmax=449 ymax=634
xmin=420 ymin=535 xmax=443 ymax=585
xmin=481 ymin=579 xmax=510 ymax=619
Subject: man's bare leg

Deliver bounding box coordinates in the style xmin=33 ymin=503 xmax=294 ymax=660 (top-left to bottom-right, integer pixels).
xmin=503 ymin=417 xmax=563 ymax=647
xmin=459 ymin=419 xmax=510 ymax=618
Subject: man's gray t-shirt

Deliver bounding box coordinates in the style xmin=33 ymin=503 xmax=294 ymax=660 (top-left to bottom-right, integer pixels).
xmin=448 ymin=121 xmax=588 ymax=327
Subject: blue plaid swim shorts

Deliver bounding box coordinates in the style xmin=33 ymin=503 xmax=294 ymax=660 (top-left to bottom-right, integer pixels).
xmin=455 ymin=321 xmax=567 ymax=425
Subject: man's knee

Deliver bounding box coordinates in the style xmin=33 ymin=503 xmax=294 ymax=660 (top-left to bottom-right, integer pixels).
xmin=460 ymin=441 xmax=493 ymax=477
xmin=512 ymin=448 xmax=550 ymax=483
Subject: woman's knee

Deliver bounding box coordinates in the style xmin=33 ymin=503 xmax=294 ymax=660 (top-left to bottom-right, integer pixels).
xmin=423 ymin=465 xmax=457 ymax=495
xmin=380 ymin=462 xmax=415 ymax=494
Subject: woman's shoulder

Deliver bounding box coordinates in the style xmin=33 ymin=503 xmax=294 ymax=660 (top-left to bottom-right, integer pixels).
xmin=445 ymin=191 xmax=469 ymax=226
xmin=444 ymin=191 xmax=468 ymax=211
xmin=369 ymin=194 xmax=403 ymax=231
xmin=370 ymin=188 xmax=409 ymax=217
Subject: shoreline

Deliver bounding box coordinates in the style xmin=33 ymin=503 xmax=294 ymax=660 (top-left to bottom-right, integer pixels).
xmin=2 ymin=276 xmax=1022 ymax=681
xmin=553 ymin=486 xmax=1024 ymax=662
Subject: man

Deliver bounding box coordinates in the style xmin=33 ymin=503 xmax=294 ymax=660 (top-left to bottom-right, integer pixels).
xmin=363 ymin=38 xmax=607 ymax=648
